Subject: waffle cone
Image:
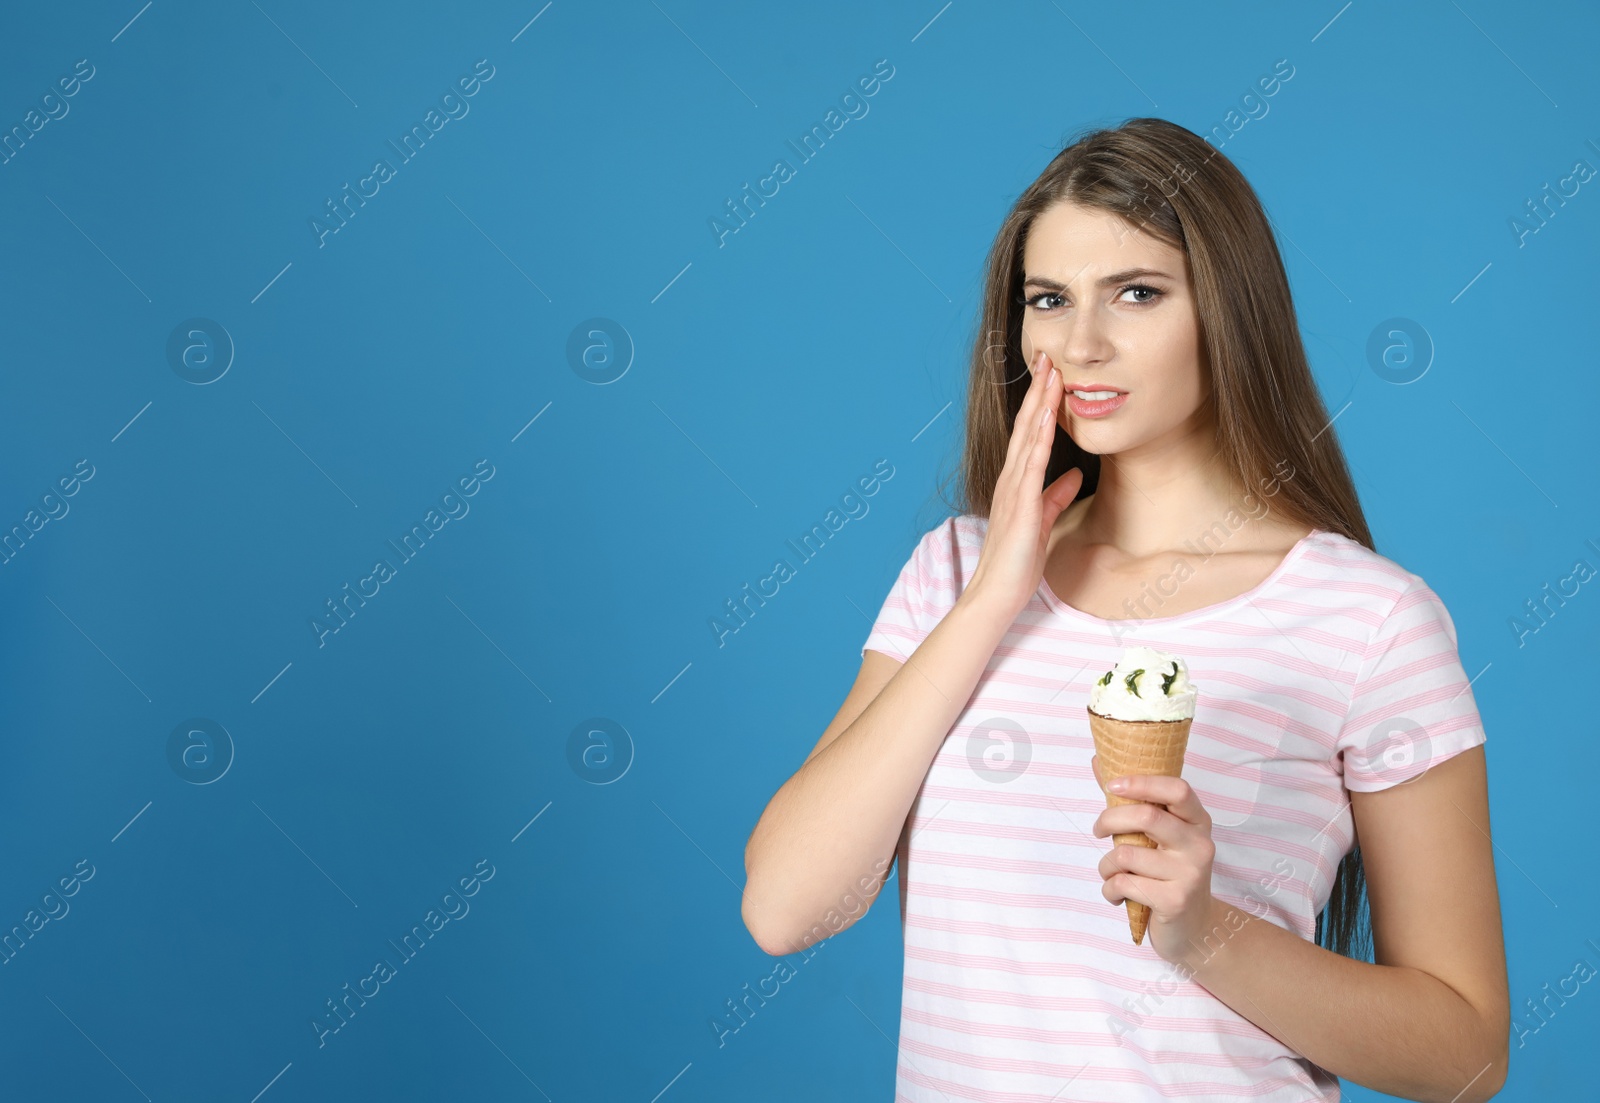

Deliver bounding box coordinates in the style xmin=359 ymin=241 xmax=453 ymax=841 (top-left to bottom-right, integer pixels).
xmin=1087 ymin=708 xmax=1193 ymax=946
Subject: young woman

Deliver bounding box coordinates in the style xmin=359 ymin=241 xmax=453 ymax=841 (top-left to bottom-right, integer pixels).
xmin=741 ymin=118 xmax=1508 ymax=1102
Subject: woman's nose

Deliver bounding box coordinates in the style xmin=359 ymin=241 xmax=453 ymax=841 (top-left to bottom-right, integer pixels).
xmin=1059 ymin=311 xmax=1112 ymax=367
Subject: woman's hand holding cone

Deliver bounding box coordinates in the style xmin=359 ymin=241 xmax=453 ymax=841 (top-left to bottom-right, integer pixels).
xmin=1091 ymin=754 xmax=1221 ymax=963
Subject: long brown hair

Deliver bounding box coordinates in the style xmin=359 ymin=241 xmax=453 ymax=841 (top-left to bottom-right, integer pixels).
xmin=939 ymin=116 xmax=1374 ymax=961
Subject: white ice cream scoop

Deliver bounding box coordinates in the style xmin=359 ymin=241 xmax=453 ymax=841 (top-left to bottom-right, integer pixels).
xmin=1087 ymin=646 xmax=1198 ymax=722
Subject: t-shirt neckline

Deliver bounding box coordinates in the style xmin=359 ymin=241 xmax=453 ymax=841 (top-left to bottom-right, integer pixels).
xmin=1035 ymin=527 xmax=1330 ymax=628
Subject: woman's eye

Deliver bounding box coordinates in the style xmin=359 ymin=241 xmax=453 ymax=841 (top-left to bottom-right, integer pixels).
xmin=1023 ymin=286 xmax=1163 ymax=311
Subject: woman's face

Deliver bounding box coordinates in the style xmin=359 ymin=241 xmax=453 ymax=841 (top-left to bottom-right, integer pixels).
xmin=1019 ymin=201 xmax=1209 ymax=459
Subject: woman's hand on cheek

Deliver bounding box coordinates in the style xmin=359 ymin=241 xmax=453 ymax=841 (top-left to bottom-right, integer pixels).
xmin=1090 ymin=753 xmax=1221 ymax=964
xmin=1024 ymin=342 xmax=1062 ymax=426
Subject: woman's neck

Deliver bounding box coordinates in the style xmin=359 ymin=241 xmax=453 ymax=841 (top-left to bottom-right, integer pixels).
xmin=1069 ymin=418 xmax=1287 ymax=558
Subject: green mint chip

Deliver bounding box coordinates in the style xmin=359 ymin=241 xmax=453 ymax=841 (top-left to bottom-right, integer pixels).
xmin=1098 ymin=669 xmax=1113 ymax=687
xmin=1161 ymin=662 xmax=1179 ymax=696
xmin=1123 ymin=669 xmax=1145 ymax=697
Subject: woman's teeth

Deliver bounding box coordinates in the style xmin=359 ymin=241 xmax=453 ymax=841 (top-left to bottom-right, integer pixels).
xmin=1071 ymin=390 xmax=1119 ymax=401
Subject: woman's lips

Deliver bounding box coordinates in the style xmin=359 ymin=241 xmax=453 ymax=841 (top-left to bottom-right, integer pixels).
xmin=1065 ymin=389 xmax=1128 ymax=418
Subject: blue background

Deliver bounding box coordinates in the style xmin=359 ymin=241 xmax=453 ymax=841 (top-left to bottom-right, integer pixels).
xmin=0 ymin=2 xmax=1594 ymax=1100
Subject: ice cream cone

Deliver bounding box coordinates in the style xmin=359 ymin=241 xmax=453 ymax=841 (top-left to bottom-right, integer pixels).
xmin=1088 ymin=708 xmax=1192 ymax=946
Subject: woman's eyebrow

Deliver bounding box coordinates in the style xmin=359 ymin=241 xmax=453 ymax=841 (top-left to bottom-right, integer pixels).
xmin=1022 ymin=267 xmax=1174 ymax=291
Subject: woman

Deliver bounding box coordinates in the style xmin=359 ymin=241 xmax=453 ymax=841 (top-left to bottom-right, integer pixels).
xmin=741 ymin=118 xmax=1509 ymax=1102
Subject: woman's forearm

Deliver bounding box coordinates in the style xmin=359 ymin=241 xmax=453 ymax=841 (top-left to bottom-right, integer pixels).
xmin=742 ymin=592 xmax=1013 ymax=955
xmin=1172 ymin=898 xmax=1508 ymax=1103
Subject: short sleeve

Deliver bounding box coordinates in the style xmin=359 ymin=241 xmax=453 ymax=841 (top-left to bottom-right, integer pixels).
xmin=1334 ymin=576 xmax=1486 ymax=792
xmin=860 ymin=517 xmax=961 ymax=663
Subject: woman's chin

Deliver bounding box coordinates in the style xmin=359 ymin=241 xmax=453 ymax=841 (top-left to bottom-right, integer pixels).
xmin=1062 ymin=420 xmax=1126 ymax=456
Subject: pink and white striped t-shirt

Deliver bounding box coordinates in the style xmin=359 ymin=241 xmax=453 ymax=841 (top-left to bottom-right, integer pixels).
xmin=860 ymin=513 xmax=1486 ymax=1102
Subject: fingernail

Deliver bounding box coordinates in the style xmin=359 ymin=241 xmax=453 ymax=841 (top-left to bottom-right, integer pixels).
xmin=1109 ymin=778 xmax=1128 ymax=792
